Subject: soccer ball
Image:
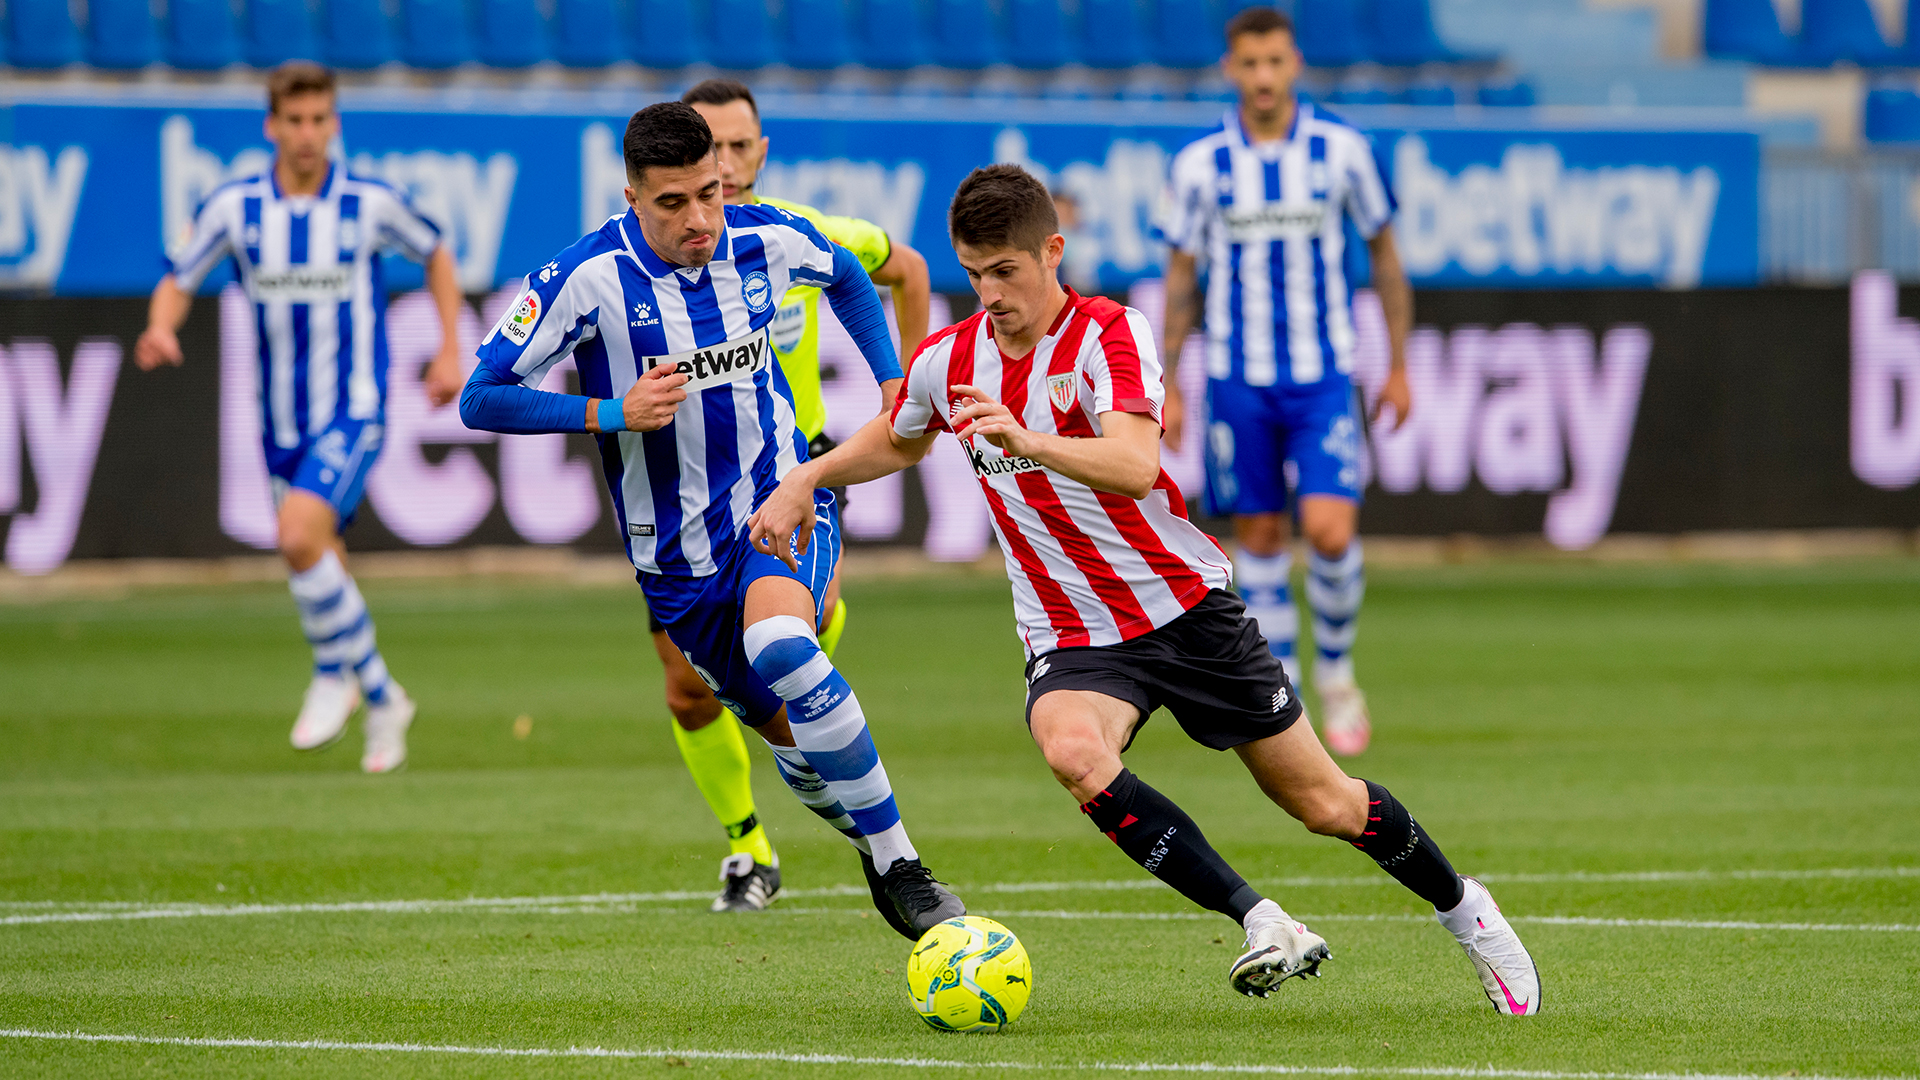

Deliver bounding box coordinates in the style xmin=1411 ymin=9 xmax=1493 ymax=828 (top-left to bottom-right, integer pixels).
xmin=906 ymin=916 xmax=1031 ymax=1032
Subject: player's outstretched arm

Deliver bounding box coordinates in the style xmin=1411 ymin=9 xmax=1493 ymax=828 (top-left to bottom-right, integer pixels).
xmin=1367 ymin=225 xmax=1413 ymax=431
xmin=951 ymin=384 xmax=1161 ymax=500
xmin=748 ymin=414 xmax=936 ymax=571
xmin=461 ymin=358 xmax=690 ymax=436
xmin=421 ymin=247 xmax=467 ymax=407
xmin=135 ymin=276 xmax=192 ymax=371
xmin=868 ymin=240 xmax=931 ymax=363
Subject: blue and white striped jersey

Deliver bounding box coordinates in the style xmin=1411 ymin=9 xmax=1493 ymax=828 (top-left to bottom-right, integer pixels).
xmin=471 ymin=203 xmax=863 ymax=579
xmin=167 ymin=162 xmax=443 ymax=449
xmin=1161 ymin=102 xmax=1396 ymax=389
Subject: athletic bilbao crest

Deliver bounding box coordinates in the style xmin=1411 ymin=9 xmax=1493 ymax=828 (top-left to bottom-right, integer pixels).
xmin=1046 ymin=372 xmax=1078 ymax=412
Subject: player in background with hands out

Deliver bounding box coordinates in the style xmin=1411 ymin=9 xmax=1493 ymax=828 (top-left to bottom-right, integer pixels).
xmin=1160 ymin=6 xmax=1412 ymax=756
xmin=751 ymin=164 xmax=1538 ymax=1013
xmin=458 ymin=103 xmax=965 ymax=938
xmin=135 ymin=62 xmax=466 ymax=772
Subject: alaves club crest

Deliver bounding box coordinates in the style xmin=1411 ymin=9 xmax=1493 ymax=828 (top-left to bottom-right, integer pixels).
xmin=1046 ymin=372 xmax=1078 ymax=412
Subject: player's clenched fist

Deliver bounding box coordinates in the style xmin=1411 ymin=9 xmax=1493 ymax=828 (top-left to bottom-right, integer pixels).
xmin=746 ymin=477 xmax=815 ymax=572
xmin=622 ymin=363 xmax=691 ymax=432
xmin=134 ymin=326 xmax=184 ymax=371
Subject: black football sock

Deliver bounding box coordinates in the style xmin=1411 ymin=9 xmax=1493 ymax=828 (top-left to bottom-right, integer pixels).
xmin=1080 ymin=768 xmax=1264 ymax=922
xmin=1351 ymin=780 xmax=1466 ymax=910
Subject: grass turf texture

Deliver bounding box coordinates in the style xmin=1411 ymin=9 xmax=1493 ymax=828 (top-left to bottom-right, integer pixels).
xmin=1 ymin=560 xmax=1916 ymax=1079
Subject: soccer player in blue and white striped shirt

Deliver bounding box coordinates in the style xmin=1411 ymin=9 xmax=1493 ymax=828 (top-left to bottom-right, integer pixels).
xmin=135 ymin=63 xmax=467 ymax=773
xmin=459 ymin=103 xmax=965 ymax=937
xmin=1159 ymin=6 xmax=1414 ymax=758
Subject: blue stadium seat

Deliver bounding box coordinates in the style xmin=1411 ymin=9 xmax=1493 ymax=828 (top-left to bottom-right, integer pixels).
xmin=709 ymin=0 xmax=775 ymax=68
xmin=1295 ymin=0 xmax=1368 ymax=66
xmin=245 ymin=0 xmax=321 ymax=66
xmin=931 ymin=0 xmax=1002 ymax=68
xmin=400 ymin=0 xmax=474 ymax=67
xmin=8 ymin=0 xmax=82 ymax=67
xmin=1702 ymin=0 xmax=1801 ymax=64
xmin=632 ymin=0 xmax=702 ymax=66
xmin=853 ymin=0 xmax=928 ymax=68
xmin=783 ymin=0 xmax=852 ymax=68
xmin=476 ymin=0 xmax=553 ymax=65
xmin=1403 ymin=81 xmax=1455 ymax=105
xmin=1365 ymin=0 xmax=1485 ymax=65
xmin=88 ymin=0 xmax=159 ymax=67
xmin=1327 ymin=82 xmax=1395 ymax=104
xmin=1149 ymin=0 xmax=1220 ymax=67
xmin=1864 ymin=86 xmax=1920 ymax=140
xmin=1006 ymin=0 xmax=1075 ymax=67
xmin=1800 ymin=0 xmax=1900 ymax=65
xmin=324 ymin=0 xmax=396 ymax=68
xmin=1080 ymin=0 xmax=1146 ymax=68
xmin=166 ymin=0 xmax=240 ymax=66
xmin=554 ymin=0 xmax=621 ymax=65
xmin=1476 ymin=78 xmax=1535 ymax=106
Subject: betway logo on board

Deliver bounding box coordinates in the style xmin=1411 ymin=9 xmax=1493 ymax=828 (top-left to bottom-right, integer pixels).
xmin=1393 ymin=136 xmax=1720 ymax=288
xmin=0 ymin=142 xmax=89 ymax=290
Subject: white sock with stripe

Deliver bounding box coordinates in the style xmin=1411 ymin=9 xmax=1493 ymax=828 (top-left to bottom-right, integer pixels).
xmin=287 ymin=550 xmax=392 ymax=705
xmin=1306 ymin=540 xmax=1365 ymax=688
xmin=744 ymin=615 xmax=915 ymax=874
xmin=1234 ymin=550 xmax=1300 ymax=687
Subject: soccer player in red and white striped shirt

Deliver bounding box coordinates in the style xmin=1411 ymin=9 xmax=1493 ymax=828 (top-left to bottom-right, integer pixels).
xmin=748 ymin=165 xmax=1539 ymax=1013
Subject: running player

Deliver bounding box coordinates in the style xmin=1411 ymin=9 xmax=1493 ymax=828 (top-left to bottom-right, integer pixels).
xmin=458 ymin=102 xmax=965 ymax=937
xmin=749 ymin=164 xmax=1538 ymax=1012
xmin=134 ymin=62 xmax=466 ymax=773
xmin=1158 ymin=6 xmax=1413 ymax=756
xmin=648 ymin=78 xmax=932 ymax=914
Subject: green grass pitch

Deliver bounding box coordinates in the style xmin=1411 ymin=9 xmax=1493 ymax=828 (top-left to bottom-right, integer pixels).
xmin=2 ymin=560 xmax=1917 ymax=1078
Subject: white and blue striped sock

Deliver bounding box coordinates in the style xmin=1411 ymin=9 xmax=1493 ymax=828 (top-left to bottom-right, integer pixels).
xmin=763 ymin=742 xmax=871 ymax=855
xmin=1235 ymin=549 xmax=1300 ymax=687
xmin=287 ymin=550 xmax=392 ymax=705
xmin=745 ymin=615 xmax=915 ymax=874
xmin=1306 ymin=540 xmax=1365 ymax=687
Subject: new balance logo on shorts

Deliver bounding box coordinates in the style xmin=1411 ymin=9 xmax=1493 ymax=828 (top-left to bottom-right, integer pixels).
xmin=1271 ymin=687 xmax=1290 ymax=713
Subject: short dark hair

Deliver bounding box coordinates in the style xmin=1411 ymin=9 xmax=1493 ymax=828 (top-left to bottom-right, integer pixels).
xmin=1225 ymin=5 xmax=1294 ymax=44
xmin=947 ymin=164 xmax=1059 ymax=256
xmin=623 ymin=102 xmax=716 ymax=183
xmin=681 ymin=78 xmax=759 ymax=122
xmin=267 ymin=61 xmax=336 ymax=115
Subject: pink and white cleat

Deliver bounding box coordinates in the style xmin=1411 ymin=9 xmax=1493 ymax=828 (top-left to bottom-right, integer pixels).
xmin=1229 ymin=903 xmax=1331 ymax=997
xmin=360 ymin=684 xmax=414 ymax=774
xmin=1316 ymin=676 xmax=1371 ymax=757
xmin=1437 ymin=876 xmax=1541 ymax=1015
xmin=290 ymin=675 xmax=358 ymax=751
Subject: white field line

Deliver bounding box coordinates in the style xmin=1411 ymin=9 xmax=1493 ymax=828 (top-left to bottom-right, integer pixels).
xmin=0 ymin=1028 xmax=1911 ymax=1080
xmin=3 ymin=864 xmax=1913 ymax=915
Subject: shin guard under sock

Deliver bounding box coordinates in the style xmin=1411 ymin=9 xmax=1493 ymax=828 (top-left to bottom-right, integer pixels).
xmin=1351 ymin=780 xmax=1466 ymax=910
xmin=1080 ymin=768 xmax=1263 ymax=922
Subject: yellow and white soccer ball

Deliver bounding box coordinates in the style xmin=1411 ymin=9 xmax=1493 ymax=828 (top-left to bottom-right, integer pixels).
xmin=906 ymin=916 xmax=1031 ymax=1032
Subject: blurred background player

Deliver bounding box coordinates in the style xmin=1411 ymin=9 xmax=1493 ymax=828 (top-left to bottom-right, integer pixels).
xmin=460 ymin=102 xmax=964 ymax=938
xmin=133 ymin=62 xmax=466 ymax=774
xmin=1159 ymin=6 xmax=1413 ymax=757
xmin=659 ymin=78 xmax=933 ymax=913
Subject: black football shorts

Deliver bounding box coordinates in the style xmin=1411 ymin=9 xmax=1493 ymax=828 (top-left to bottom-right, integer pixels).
xmin=1022 ymin=589 xmax=1302 ymax=751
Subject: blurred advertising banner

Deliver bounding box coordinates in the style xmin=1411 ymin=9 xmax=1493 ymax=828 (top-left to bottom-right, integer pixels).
xmin=3 ymin=276 xmax=1917 ymax=576
xmin=2 ymin=93 xmax=1759 ymax=296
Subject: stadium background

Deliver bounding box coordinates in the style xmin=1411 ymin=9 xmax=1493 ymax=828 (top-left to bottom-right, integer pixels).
xmin=4 ymin=0 xmax=1920 ymax=570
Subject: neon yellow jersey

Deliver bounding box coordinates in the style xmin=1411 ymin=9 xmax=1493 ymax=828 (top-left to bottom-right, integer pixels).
xmin=756 ymin=195 xmax=892 ymax=441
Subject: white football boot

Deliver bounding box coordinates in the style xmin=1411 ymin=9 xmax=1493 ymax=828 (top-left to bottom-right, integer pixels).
xmin=1438 ymin=876 xmax=1541 ymax=1015
xmin=1316 ymin=672 xmax=1371 ymax=757
xmin=290 ymin=675 xmax=359 ymax=751
xmin=360 ymin=683 xmax=414 ymax=774
xmin=1229 ymin=901 xmax=1331 ymax=997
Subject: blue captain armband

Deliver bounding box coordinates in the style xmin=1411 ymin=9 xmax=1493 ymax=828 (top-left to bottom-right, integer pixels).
xmin=596 ymin=397 xmax=627 ymax=434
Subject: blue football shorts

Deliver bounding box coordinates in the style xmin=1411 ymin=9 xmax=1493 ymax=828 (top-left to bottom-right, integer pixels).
xmin=265 ymin=416 xmax=384 ymax=533
xmin=640 ymin=489 xmax=841 ymax=727
xmin=1203 ymin=376 xmax=1364 ymax=518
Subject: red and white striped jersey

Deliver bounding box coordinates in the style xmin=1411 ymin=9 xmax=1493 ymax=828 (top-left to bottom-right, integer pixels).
xmin=891 ymin=288 xmax=1232 ymax=658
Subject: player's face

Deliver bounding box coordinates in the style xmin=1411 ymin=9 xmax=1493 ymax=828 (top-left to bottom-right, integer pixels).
xmin=626 ymin=153 xmax=726 ymax=268
xmin=264 ymin=92 xmax=338 ymax=182
xmin=688 ymin=99 xmax=767 ymax=204
xmin=1223 ymin=29 xmax=1301 ymax=119
xmin=954 ymin=235 xmax=1067 ymax=340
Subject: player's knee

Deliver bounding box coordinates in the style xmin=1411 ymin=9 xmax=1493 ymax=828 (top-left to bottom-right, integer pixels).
xmin=277 ymin=522 xmax=328 ymax=570
xmin=1034 ymin=725 xmax=1113 ymax=792
xmin=1235 ymin=515 xmax=1288 ymax=557
xmin=1296 ymin=782 xmax=1367 ymax=839
xmin=665 ymin=677 xmax=723 ymax=729
xmin=1305 ymin=518 xmax=1355 ymax=558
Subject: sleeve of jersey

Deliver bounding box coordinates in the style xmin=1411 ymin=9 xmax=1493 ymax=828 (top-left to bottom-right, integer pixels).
xmin=888 ymin=340 xmax=946 ymax=439
xmin=461 ymin=273 xmax=593 ymax=435
xmin=1345 ymin=133 xmax=1399 ymax=239
xmin=1090 ymin=309 xmax=1164 ymax=424
xmin=165 ymin=195 xmax=233 ymax=291
xmin=820 ymin=244 xmax=904 ymax=384
xmin=373 ymin=185 xmax=445 ymax=263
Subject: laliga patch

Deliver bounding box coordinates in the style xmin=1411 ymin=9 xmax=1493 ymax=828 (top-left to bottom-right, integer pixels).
xmin=1046 ymin=371 xmax=1079 ymax=412
xmin=502 ymin=289 xmax=541 ymax=346
xmin=741 ymin=270 xmax=773 ymax=314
